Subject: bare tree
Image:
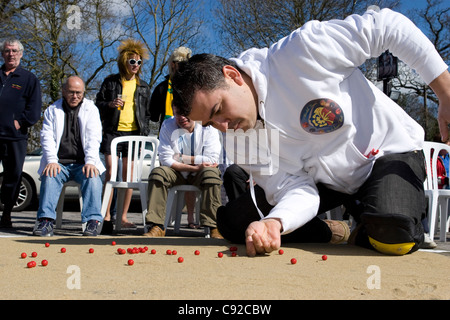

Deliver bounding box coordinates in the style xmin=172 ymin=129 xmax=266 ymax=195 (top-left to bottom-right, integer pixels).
xmin=385 ymin=0 xmax=449 ymax=140
xmin=123 ymin=0 xmax=206 ymax=90
xmin=0 ymin=0 xmax=46 ymax=20
xmin=0 ymin=0 xmax=127 ymax=150
xmin=7 ymin=1 xmax=127 ymax=99
xmin=214 ymin=0 xmax=449 ymax=141
xmin=215 ymin=0 xmax=400 ymax=56
xmin=1 ymin=0 xmax=207 ymax=148
xmin=394 ymin=0 xmax=449 ymax=105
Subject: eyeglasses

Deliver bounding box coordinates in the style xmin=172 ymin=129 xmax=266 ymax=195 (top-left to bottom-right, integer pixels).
xmin=66 ymin=91 xmax=84 ymax=97
xmin=128 ymin=59 xmax=142 ymax=66
xmin=2 ymin=49 xmax=21 ymax=54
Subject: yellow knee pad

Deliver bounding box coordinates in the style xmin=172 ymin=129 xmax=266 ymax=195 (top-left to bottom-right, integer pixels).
xmin=368 ymin=236 xmax=416 ymax=256
xmin=362 ymin=212 xmax=423 ymax=256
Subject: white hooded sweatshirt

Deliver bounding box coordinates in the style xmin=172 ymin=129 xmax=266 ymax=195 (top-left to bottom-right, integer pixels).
xmin=228 ymin=8 xmax=448 ymax=235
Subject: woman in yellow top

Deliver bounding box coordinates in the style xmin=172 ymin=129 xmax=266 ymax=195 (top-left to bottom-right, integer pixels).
xmin=96 ymin=39 xmax=151 ymax=234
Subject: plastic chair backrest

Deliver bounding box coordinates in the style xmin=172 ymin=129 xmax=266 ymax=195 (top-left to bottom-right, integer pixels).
xmin=109 ymin=135 xmax=159 ymax=183
xmin=422 ymin=141 xmax=450 ymax=191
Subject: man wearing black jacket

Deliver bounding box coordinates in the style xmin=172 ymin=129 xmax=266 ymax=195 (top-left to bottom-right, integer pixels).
xmin=0 ymin=39 xmax=42 ymax=228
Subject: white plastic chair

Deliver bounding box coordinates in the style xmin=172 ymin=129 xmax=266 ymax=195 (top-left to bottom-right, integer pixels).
xmin=101 ymin=135 xmax=159 ymax=231
xmin=163 ymin=185 xmax=210 ymax=237
xmin=422 ymin=141 xmax=450 ymax=242
xmin=55 ymin=181 xmax=82 ymax=229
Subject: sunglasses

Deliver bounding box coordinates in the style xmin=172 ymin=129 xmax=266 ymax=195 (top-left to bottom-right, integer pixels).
xmin=128 ymin=59 xmax=142 ymax=66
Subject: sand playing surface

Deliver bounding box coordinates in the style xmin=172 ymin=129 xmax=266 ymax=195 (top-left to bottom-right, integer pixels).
xmin=1 ymin=235 xmax=449 ymax=300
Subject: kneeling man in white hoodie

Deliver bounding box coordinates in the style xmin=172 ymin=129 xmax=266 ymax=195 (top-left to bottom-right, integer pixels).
xmin=172 ymin=8 xmax=450 ymax=256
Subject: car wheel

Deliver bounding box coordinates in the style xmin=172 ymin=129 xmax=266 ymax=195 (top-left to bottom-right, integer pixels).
xmin=0 ymin=176 xmax=34 ymax=211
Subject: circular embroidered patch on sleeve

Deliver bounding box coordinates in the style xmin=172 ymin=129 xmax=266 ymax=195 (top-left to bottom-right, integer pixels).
xmin=300 ymin=99 xmax=344 ymax=134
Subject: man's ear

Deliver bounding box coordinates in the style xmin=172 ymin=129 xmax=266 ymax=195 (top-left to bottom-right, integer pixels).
xmin=222 ymin=65 xmax=245 ymax=86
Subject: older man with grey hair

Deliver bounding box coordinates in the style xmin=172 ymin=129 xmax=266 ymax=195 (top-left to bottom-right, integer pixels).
xmin=0 ymin=39 xmax=42 ymax=228
xmin=33 ymin=76 xmax=105 ymax=237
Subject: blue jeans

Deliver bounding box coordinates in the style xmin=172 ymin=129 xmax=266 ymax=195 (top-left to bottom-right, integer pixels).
xmin=37 ymin=163 xmax=103 ymax=223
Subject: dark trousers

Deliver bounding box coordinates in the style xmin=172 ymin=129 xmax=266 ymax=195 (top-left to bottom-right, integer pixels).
xmin=0 ymin=139 xmax=27 ymax=217
xmin=223 ymin=164 xmax=250 ymax=202
xmin=218 ymin=150 xmax=426 ymax=252
xmin=146 ymin=166 xmax=222 ymax=228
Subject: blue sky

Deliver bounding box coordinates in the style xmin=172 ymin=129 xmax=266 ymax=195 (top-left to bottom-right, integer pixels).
xmin=152 ymin=0 xmax=445 ymax=87
xmin=394 ymin=0 xmax=447 ymax=46
xmin=398 ymin=0 xmax=428 ymax=12
xmin=203 ymin=0 xmax=438 ymax=54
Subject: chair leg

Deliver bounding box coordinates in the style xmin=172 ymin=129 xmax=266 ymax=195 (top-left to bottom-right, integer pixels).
xmin=139 ymin=185 xmax=148 ymax=228
xmin=164 ymin=189 xmax=177 ymax=231
xmin=174 ymin=191 xmax=185 ymax=233
xmin=440 ymin=199 xmax=448 ymax=242
xmin=329 ymin=207 xmax=343 ymax=220
xmin=428 ymin=196 xmax=438 ymax=241
xmin=447 ymin=198 xmax=450 ymax=235
xmin=100 ymin=183 xmax=113 ymax=220
xmin=55 ymin=186 xmax=67 ymax=229
xmin=194 ymin=192 xmax=201 ymax=226
xmin=192 ymin=191 xmax=209 ymax=238
xmin=77 ymin=186 xmax=83 ymax=214
xmin=115 ymin=189 xmax=125 ymax=232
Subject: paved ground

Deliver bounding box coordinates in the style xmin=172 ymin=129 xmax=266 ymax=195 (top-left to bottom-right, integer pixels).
xmin=0 ymin=200 xmax=210 ymax=238
xmin=1 ymin=200 xmax=449 ymax=255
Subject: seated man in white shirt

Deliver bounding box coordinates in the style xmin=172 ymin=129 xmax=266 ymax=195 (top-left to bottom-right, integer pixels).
xmin=33 ymin=76 xmax=105 ymax=237
xmin=143 ymin=106 xmax=223 ymax=238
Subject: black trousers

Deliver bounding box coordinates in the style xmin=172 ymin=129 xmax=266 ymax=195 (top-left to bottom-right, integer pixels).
xmin=223 ymin=164 xmax=250 ymax=202
xmin=218 ymin=151 xmax=426 ymax=252
xmin=0 ymin=139 xmax=28 ymax=216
